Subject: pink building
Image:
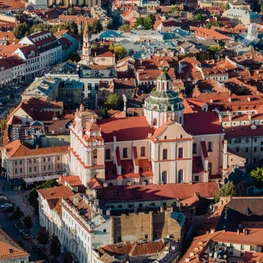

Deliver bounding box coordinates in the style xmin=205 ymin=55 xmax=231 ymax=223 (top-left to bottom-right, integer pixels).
xmin=69 ymin=68 xmax=245 ymax=187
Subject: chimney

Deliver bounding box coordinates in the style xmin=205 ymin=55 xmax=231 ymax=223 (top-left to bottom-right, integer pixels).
xmin=210 ymin=228 xmax=215 ymax=234
xmin=106 ymin=209 xmax=111 ymax=216
xmin=237 ymin=229 xmax=240 ymax=235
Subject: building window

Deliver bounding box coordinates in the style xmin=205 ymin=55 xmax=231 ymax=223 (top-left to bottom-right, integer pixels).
xmin=123 ymin=148 xmax=128 ymax=158
xmin=254 ymin=138 xmax=257 ymax=142
xmin=153 ymin=118 xmax=157 ymax=126
xmin=195 ymin=175 xmax=199 ymax=182
xmin=254 ymin=147 xmax=257 ymax=152
xmin=105 ymin=149 xmax=111 ymax=160
xmin=20 ymin=168 xmax=22 ymax=174
xmin=208 ymin=142 xmax=213 ymax=152
xmin=43 ymin=158 xmax=46 ymax=162
xmin=19 ymin=160 xmax=22 ymax=165
xmin=162 ymin=171 xmax=167 ymax=184
xmin=93 ymin=149 xmax=97 ymax=159
xmin=236 ymin=147 xmax=240 ymax=153
xmin=57 ymin=156 xmax=60 ymax=161
xmin=178 ymin=147 xmax=183 ymax=158
xmin=241 ymin=245 xmax=244 ymax=250
xmin=246 ymin=147 xmax=249 ymax=152
xmin=193 ymin=143 xmax=197 ymax=154
xmin=208 ymin=162 xmax=212 ymax=174
xmin=250 ymin=245 xmax=256 ymax=251
xmin=15 ymin=169 xmax=18 ymax=174
xmin=145 ymin=234 xmax=148 ymax=239
xmin=103 ymin=229 xmax=106 ymax=233
xmin=253 ymin=158 xmax=257 ymax=164
xmin=178 ymin=169 xmax=183 ymax=183
xmin=163 ymin=149 xmax=168 ymax=160
xmin=15 ymin=161 xmax=17 ymax=165
xmin=141 ymin=146 xmax=146 ymax=157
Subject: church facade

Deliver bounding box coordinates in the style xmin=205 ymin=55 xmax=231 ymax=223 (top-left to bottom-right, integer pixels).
xmin=69 ymin=69 xmax=245 ymax=187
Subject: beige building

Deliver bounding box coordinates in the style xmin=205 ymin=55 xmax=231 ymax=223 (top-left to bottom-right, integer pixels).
xmin=1 ymin=139 xmax=68 ymax=184
xmin=69 ymin=69 xmax=245 ymax=187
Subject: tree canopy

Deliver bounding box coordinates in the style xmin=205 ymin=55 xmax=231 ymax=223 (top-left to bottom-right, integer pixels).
xmin=135 ymin=14 xmax=156 ymax=29
xmin=194 ymin=13 xmax=204 ymax=21
xmin=118 ymin=24 xmax=131 ymax=31
xmin=50 ymin=236 xmax=61 ymax=258
xmin=170 ymin=6 xmax=180 ymax=12
xmin=64 ymin=252 xmax=74 ymax=263
xmin=109 ymin=43 xmax=127 ymax=60
xmin=88 ymin=20 xmax=103 ymax=34
xmin=251 ymin=167 xmax=263 ymax=189
xmin=37 ymin=227 xmax=49 ymax=248
xmin=23 ymin=215 xmax=33 ymax=230
xmin=214 ymin=181 xmax=236 ymax=203
xmin=105 ymin=94 xmax=119 ymax=110
xmin=13 ymin=23 xmax=29 ymax=39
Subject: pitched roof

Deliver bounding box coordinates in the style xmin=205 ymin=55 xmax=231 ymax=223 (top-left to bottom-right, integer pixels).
xmin=3 ymin=139 xmax=68 ymax=158
xmin=96 ymin=182 xmax=219 ymax=202
xmin=183 ymin=111 xmax=223 ymax=135
xmin=37 ymin=186 xmax=74 ymax=200
xmin=98 ymin=116 xmax=154 ymax=142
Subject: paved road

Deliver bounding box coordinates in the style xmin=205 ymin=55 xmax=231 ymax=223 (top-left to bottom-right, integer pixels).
xmin=0 ymin=178 xmax=44 ymax=262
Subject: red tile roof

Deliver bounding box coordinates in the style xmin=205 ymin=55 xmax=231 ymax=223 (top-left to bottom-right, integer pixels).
xmin=37 ymin=186 xmax=74 ymax=200
xmin=96 ymin=182 xmax=219 ymax=202
xmin=183 ymin=111 xmax=223 ymax=135
xmin=98 ymin=117 xmax=154 ymax=142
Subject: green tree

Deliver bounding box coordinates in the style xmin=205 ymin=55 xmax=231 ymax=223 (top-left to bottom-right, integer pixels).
xmin=67 ymin=7 xmax=73 ymax=14
xmin=30 ymin=23 xmax=50 ymax=33
xmin=105 ymin=94 xmax=119 ymax=110
xmin=260 ymin=4 xmax=263 ymax=12
xmin=194 ymin=13 xmax=204 ymax=21
xmin=68 ymin=52 xmax=80 ymax=62
xmin=13 ymin=207 xmax=24 ymax=219
xmin=214 ymin=181 xmax=236 ymax=203
xmin=89 ymin=20 xmax=103 ymax=33
xmin=208 ymin=46 xmax=220 ymax=52
xmin=143 ymin=14 xmax=155 ymax=29
xmin=50 ymin=235 xmax=61 ymax=258
xmin=251 ymin=167 xmax=263 ymax=189
xmin=64 ymin=252 xmax=74 ymax=263
xmin=37 ymin=227 xmax=49 ymax=248
xmin=205 ymin=21 xmax=223 ymax=29
xmin=135 ymin=17 xmax=145 ymax=28
xmin=170 ymin=6 xmax=180 ymax=12
xmin=13 ymin=23 xmax=29 ymax=39
xmin=65 ymin=21 xmax=78 ymax=35
xmin=114 ymin=45 xmax=127 ymax=60
xmin=118 ymin=24 xmax=130 ymax=30
xmin=101 ymin=107 xmax=108 ymax=118
xmin=23 ymin=215 xmax=33 ymax=230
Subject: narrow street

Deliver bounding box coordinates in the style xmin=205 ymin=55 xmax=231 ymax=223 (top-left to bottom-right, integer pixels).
xmin=0 ymin=178 xmax=44 ymax=262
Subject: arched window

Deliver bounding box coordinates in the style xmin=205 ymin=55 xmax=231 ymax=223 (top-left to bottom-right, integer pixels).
xmin=178 ymin=169 xmax=183 ymax=183
xmin=163 ymin=149 xmax=168 ymax=160
xmin=178 ymin=147 xmax=183 ymax=158
xmin=208 ymin=142 xmax=213 ymax=152
xmin=141 ymin=146 xmax=146 ymax=157
xmin=167 ymin=106 xmax=172 ymax=111
xmin=123 ymin=148 xmax=128 ymax=158
xmin=143 ymin=179 xmax=148 ymax=185
xmin=93 ymin=149 xmax=97 ymax=159
xmin=108 ymin=183 xmax=113 ymax=187
xmin=208 ymin=162 xmax=212 ymax=174
xmin=153 ymin=118 xmax=157 ymax=126
xmin=162 ymin=171 xmax=167 ymax=184
xmin=105 ymin=149 xmax=111 ymax=160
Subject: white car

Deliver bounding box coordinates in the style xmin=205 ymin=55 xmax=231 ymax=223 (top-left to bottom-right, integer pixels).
xmin=1 ymin=203 xmax=12 ymax=209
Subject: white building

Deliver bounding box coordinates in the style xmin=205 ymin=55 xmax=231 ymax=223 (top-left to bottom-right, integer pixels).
xmin=0 ymin=55 xmax=25 ymax=87
xmin=19 ymin=31 xmax=62 ymax=74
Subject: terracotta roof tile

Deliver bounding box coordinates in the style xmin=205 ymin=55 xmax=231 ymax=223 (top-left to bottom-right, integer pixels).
xmin=37 ymin=186 xmax=74 ymax=200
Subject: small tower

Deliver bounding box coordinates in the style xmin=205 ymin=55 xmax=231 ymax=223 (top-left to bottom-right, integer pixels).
xmin=82 ymin=22 xmax=91 ymax=63
xmin=144 ymin=67 xmax=184 ymax=128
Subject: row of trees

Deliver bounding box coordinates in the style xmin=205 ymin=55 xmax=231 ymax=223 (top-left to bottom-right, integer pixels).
xmin=13 ymin=19 xmax=104 ymax=39
xmin=37 ymin=227 xmax=73 ymax=262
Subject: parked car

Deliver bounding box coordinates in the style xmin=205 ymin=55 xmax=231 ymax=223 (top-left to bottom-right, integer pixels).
xmin=22 ymin=232 xmax=30 ymax=240
xmin=1 ymin=203 xmax=12 ymax=209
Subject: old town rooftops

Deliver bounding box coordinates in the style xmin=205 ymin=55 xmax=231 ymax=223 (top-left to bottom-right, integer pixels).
xmin=96 ymin=182 xmax=219 ymax=202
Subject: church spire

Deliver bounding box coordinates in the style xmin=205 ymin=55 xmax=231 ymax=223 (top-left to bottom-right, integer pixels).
xmin=82 ymin=22 xmax=91 ymax=63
